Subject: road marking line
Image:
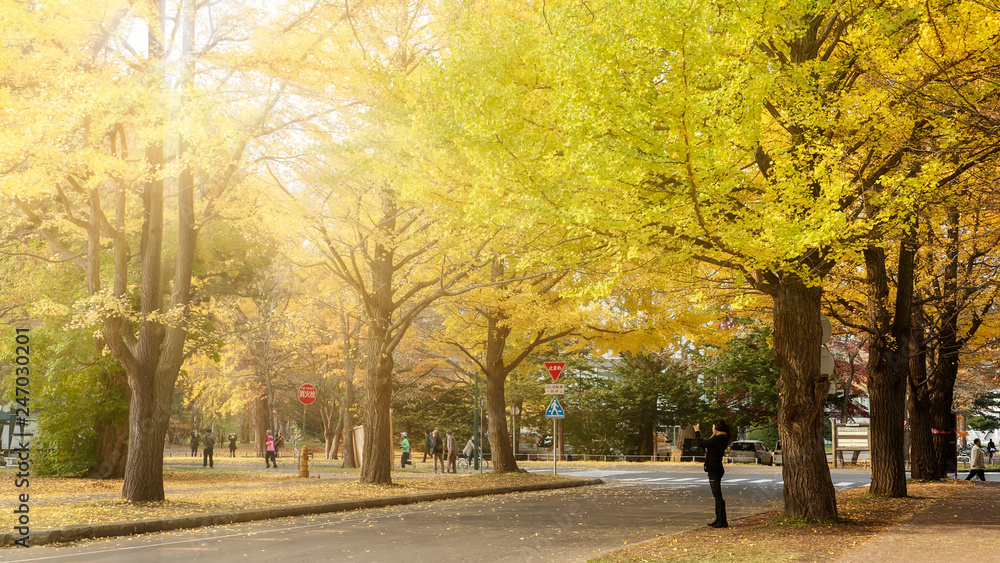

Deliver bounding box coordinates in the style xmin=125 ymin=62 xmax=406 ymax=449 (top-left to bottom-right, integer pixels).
xmin=833 ymin=482 xmax=856 ymax=487
xmin=748 ymin=479 xmax=773 ymax=483
xmin=669 ymin=477 xmax=702 ymax=482
xmin=724 ymin=479 xmax=749 ymax=483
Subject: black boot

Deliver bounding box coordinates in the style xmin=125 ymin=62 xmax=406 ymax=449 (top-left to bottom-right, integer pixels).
xmin=709 ymin=500 xmax=728 ymax=528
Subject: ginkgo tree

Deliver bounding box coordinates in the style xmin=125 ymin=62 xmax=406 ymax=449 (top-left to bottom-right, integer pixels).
xmin=406 ymin=0 xmax=1000 ymax=518
xmin=437 ymin=263 xmax=578 ymax=472
xmin=0 ymin=0 xmax=299 ymax=501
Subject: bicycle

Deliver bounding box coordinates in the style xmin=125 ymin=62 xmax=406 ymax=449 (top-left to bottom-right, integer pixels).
xmin=457 ymin=453 xmax=490 ymax=471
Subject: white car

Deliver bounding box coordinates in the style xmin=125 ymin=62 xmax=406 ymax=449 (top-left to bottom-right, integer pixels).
xmin=727 ymin=440 xmax=773 ymax=465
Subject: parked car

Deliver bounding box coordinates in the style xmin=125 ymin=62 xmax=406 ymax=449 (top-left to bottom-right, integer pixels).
xmin=681 ymin=438 xmax=704 ymax=462
xmin=727 ymin=440 xmax=773 ymax=465
xmin=773 ymin=441 xmax=782 ymax=466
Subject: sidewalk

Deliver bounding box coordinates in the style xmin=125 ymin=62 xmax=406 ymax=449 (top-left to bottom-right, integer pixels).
xmin=837 ymin=480 xmax=1000 ymax=562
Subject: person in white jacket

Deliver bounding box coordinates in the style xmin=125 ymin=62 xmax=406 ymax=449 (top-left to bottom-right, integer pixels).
xmin=965 ymin=438 xmax=986 ymax=481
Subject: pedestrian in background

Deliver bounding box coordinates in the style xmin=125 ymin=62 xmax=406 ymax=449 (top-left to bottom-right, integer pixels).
xmin=265 ymin=430 xmax=278 ymax=469
xmin=202 ymin=428 xmax=216 ymax=468
xmin=400 ymin=432 xmax=413 ymax=468
xmin=432 ymin=430 xmax=444 ymax=473
xmin=423 ymin=432 xmax=432 ymax=462
xmin=228 ymin=433 xmax=238 ymax=457
xmin=445 ymin=430 xmax=458 ymax=473
xmin=988 ymin=439 xmax=996 ymax=465
xmin=275 ymin=433 xmax=285 ymax=458
xmin=695 ymin=419 xmax=732 ymax=528
xmin=965 ymin=438 xmax=986 ymax=481
xmin=190 ymin=430 xmax=199 ymax=457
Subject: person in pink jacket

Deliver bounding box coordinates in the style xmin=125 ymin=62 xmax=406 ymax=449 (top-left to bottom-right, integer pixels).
xmin=265 ymin=430 xmax=278 ymax=468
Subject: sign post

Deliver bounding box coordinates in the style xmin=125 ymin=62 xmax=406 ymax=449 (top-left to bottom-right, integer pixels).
xmin=545 ymin=396 xmax=565 ymax=475
xmin=543 ymin=362 xmax=567 ymax=474
xmin=298 ymin=384 xmax=316 ymax=444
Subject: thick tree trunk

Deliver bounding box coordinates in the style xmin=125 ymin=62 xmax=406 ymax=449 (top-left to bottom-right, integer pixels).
xmin=360 ymin=341 xmax=393 ymax=484
xmin=863 ymin=239 xmax=914 ymax=498
xmin=927 ymin=354 xmax=959 ymax=478
xmin=121 ymin=366 xmax=171 ymax=501
xmin=484 ymin=307 xmax=517 ymax=472
xmin=772 ymin=280 xmax=837 ymax=520
xmin=867 ymin=349 xmax=908 ymax=496
xmin=908 ymin=400 xmax=935 ymax=479
xmin=930 ymin=207 xmax=962 ymax=478
xmin=359 ymin=216 xmax=395 ymax=485
xmin=908 ymin=309 xmax=937 ymax=479
xmin=486 ymin=363 xmax=516 ymax=472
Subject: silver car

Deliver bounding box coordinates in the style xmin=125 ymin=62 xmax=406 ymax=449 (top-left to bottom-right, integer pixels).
xmin=727 ymin=440 xmax=773 ymax=465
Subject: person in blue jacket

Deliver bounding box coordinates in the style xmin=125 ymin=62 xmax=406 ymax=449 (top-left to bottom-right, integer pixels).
xmin=694 ymin=419 xmax=732 ymax=528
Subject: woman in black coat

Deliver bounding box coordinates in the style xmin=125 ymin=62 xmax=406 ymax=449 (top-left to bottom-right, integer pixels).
xmin=694 ymin=419 xmax=732 ymax=528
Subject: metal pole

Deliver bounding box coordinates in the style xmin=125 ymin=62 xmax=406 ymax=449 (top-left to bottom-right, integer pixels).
xmin=479 ymin=399 xmax=484 ymax=474
xmin=474 ymin=371 xmax=480 ymax=471
xmin=553 ymin=418 xmax=557 ymax=476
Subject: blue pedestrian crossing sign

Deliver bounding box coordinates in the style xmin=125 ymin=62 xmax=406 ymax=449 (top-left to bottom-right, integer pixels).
xmin=545 ymin=397 xmax=565 ymax=419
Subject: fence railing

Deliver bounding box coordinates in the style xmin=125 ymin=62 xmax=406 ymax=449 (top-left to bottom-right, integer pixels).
xmin=515 ymin=453 xmax=706 ymax=463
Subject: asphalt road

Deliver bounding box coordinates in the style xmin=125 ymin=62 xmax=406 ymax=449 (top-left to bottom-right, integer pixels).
xmin=0 ymin=465 xmax=873 ymax=563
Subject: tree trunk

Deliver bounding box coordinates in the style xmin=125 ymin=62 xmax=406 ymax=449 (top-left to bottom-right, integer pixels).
xmin=639 ymin=397 xmax=657 ymax=457
xmin=322 ymin=397 xmax=339 ymax=459
xmin=88 ymin=418 xmax=129 ymax=479
xmin=486 ymin=363 xmax=516 ymax=472
xmin=908 ymin=398 xmax=935 ymax=479
xmin=328 ymin=411 xmax=343 ymax=460
xmin=360 ymin=339 xmax=393 ymax=484
xmin=359 ymin=215 xmax=395 ymax=485
xmin=87 ymin=368 xmax=130 ymax=479
xmin=863 ymin=238 xmax=914 ymax=498
xmin=121 ymin=366 xmax=171 ymax=501
xmin=908 ymin=308 xmax=937 ymax=479
xmin=929 ymin=206 xmax=962 ymax=478
xmin=341 ymin=374 xmax=358 ymax=468
xmin=254 ymin=393 xmax=270 ymax=455
xmin=928 ymin=358 xmax=959 ymax=479
xmin=772 ymin=280 xmax=837 ymax=520
xmin=484 ymin=307 xmax=517 ymax=472
xmin=867 ymin=350 xmax=908 ymax=497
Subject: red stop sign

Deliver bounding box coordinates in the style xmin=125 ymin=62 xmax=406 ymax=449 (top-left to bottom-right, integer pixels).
xmin=298 ymin=383 xmax=317 ymax=405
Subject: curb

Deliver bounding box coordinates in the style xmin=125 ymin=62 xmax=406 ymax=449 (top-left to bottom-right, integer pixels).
xmin=0 ymin=477 xmax=601 ymax=548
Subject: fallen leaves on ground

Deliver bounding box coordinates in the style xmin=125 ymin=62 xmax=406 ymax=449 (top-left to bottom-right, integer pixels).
xmin=593 ymin=481 xmax=963 ymax=563
xmin=0 ymin=456 xmax=567 ymax=531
